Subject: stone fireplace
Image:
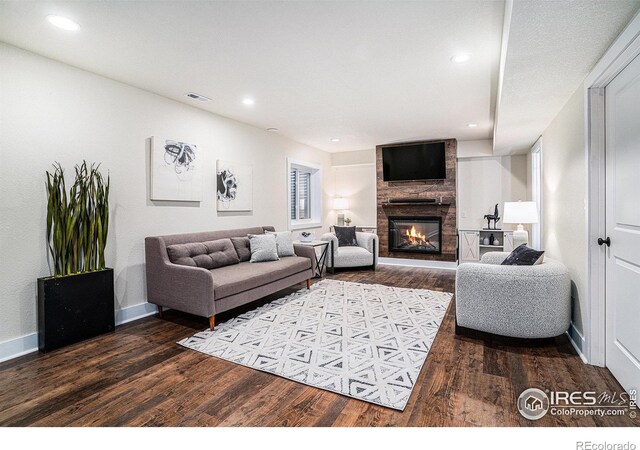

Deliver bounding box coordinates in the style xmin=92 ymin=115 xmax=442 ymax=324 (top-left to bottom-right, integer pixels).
xmin=388 ymin=216 xmax=442 ymax=254
xmin=376 ymin=139 xmax=457 ymax=262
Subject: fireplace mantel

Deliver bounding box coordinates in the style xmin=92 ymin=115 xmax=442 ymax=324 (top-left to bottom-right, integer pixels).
xmin=381 ymin=201 xmax=452 ymax=207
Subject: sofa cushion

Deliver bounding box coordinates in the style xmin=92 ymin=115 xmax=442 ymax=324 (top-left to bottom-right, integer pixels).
xmin=266 ymin=230 xmax=295 ymax=257
xmin=212 ymin=257 xmax=311 ymax=299
xmin=167 ymin=238 xmax=240 ymax=269
xmin=334 ymin=226 xmax=358 ymax=247
xmin=333 ymin=246 xmax=373 ymax=268
xmin=501 ymin=244 xmax=545 ymax=266
xmin=230 ymin=237 xmax=251 ymax=262
xmin=248 ymin=233 xmax=280 ymax=263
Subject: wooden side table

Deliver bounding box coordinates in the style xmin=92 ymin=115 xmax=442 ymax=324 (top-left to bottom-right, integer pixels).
xmin=293 ymin=240 xmax=329 ymax=278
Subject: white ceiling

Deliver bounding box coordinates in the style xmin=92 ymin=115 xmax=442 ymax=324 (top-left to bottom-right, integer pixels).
xmin=493 ymin=0 xmax=640 ymax=155
xmin=0 ymin=1 xmax=638 ymax=154
xmin=0 ymin=0 xmax=504 ymax=152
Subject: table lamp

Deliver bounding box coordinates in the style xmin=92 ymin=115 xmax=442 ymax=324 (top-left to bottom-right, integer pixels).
xmin=503 ymin=201 xmax=538 ymax=248
xmin=333 ymin=197 xmax=349 ymax=226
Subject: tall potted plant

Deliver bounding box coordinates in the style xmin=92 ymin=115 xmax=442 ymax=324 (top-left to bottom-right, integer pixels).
xmin=38 ymin=161 xmax=114 ymax=352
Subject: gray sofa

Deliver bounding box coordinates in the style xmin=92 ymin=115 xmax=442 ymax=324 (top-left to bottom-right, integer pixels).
xmin=320 ymin=231 xmax=378 ymax=272
xmin=145 ymin=226 xmax=315 ymax=330
xmin=455 ymin=252 xmax=571 ymax=339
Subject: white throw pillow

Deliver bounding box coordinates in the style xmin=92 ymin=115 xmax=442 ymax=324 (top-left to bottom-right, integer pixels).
xmin=248 ymin=234 xmax=279 ymax=263
xmin=266 ymin=230 xmax=296 ymax=257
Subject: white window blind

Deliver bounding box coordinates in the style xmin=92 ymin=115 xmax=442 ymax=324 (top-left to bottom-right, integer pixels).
xmin=290 ymin=169 xmax=297 ymax=220
xmin=287 ymin=158 xmax=321 ymax=230
xmin=290 ymin=168 xmax=311 ymax=220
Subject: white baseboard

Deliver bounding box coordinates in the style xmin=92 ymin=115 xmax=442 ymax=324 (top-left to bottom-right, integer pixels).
xmin=378 ymin=257 xmax=458 ymax=270
xmin=0 ymin=333 xmax=38 ymax=364
xmin=0 ymin=302 xmax=160 ymax=364
xmin=566 ymin=322 xmax=588 ymax=364
xmin=115 ymin=302 xmax=159 ymax=325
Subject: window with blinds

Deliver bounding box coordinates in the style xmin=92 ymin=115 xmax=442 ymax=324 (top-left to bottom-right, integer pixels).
xmin=290 ymin=168 xmax=311 ymax=220
xmin=287 ymin=158 xmax=321 ymax=230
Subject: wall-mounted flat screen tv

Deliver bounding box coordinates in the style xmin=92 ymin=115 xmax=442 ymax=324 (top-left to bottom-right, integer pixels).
xmin=382 ymin=142 xmax=446 ymax=181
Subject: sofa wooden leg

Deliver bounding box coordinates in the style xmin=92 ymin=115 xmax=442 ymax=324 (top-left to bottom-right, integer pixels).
xmin=208 ymin=316 xmax=215 ymax=331
xmin=157 ymin=305 xmax=164 ymax=319
xmin=307 ymin=279 xmax=311 ymax=290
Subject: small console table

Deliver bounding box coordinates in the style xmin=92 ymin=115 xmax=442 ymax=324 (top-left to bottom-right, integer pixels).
xmin=293 ymin=240 xmax=329 ymax=278
xmin=458 ymin=229 xmax=514 ymax=263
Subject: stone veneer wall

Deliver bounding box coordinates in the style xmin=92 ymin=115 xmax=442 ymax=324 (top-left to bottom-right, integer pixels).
xmin=376 ymin=139 xmax=457 ymax=262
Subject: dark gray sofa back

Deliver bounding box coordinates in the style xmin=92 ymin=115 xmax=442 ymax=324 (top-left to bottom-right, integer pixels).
xmin=159 ymin=226 xmax=275 ymax=247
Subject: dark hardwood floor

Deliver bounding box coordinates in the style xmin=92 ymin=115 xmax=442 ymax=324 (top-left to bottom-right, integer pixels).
xmin=0 ymin=266 xmax=635 ymax=426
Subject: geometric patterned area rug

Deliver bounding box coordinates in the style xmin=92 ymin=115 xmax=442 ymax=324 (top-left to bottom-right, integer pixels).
xmin=178 ymin=279 xmax=452 ymax=410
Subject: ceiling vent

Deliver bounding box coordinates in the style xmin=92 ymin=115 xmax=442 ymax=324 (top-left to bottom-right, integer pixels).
xmin=185 ymin=92 xmax=211 ymax=102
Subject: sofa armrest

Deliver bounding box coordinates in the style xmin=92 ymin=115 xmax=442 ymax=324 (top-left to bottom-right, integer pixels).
xmin=457 ymin=260 xmax=567 ymax=280
xmin=356 ymin=232 xmax=377 ymax=254
xmin=320 ymin=233 xmax=338 ymax=266
xmin=356 ymin=232 xmax=378 ymax=268
xmin=320 ymin=232 xmax=338 ymax=245
xmin=480 ymin=251 xmax=510 ymax=265
xmin=145 ymin=237 xmax=215 ymax=317
xmin=293 ymin=244 xmax=317 ymax=276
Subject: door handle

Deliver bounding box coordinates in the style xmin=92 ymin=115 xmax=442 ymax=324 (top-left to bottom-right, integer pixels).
xmin=597 ymin=237 xmax=611 ymax=247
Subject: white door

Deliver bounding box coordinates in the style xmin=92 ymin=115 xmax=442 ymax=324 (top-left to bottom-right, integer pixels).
xmin=605 ymin=54 xmax=640 ymax=392
xmin=460 ymin=231 xmax=479 ymax=262
xmin=530 ymin=139 xmax=543 ymax=250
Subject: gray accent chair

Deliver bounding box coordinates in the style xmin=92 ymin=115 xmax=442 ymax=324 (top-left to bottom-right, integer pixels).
xmin=320 ymin=231 xmax=378 ymax=272
xmin=455 ymin=252 xmax=571 ymax=339
xmin=145 ymin=226 xmax=315 ymax=331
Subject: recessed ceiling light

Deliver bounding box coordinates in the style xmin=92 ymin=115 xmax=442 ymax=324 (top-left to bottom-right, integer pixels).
xmin=467 ymin=123 xmax=478 ymax=128
xmin=46 ymin=15 xmax=80 ymax=31
xmin=185 ymin=92 xmax=211 ymax=102
xmin=330 ymin=138 xmax=340 ymax=142
xmin=242 ymin=98 xmax=255 ymax=106
xmin=266 ymin=127 xmax=279 ymax=132
xmin=451 ymin=54 xmax=470 ymax=63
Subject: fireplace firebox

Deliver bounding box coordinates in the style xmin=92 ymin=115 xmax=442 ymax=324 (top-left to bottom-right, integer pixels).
xmin=388 ymin=216 xmax=442 ymax=254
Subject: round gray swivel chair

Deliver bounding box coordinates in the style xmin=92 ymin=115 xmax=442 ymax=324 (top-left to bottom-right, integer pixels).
xmin=455 ymin=252 xmax=571 ymax=339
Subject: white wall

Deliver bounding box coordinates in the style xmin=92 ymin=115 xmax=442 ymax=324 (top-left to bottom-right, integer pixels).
xmin=331 ymin=149 xmax=375 ymax=167
xmin=330 ymin=150 xmax=377 ymax=227
xmin=457 ymin=140 xmax=528 ymax=230
xmin=538 ymin=83 xmax=587 ymax=336
xmin=457 ymin=139 xmax=493 ymax=158
xmin=0 ymin=43 xmax=332 ymax=345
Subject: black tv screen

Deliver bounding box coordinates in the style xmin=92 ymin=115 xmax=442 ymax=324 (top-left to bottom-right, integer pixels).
xmin=382 ymin=142 xmax=446 ymax=181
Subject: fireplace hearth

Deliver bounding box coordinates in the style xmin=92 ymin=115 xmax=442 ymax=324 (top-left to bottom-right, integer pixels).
xmin=388 ymin=216 xmax=442 ymax=254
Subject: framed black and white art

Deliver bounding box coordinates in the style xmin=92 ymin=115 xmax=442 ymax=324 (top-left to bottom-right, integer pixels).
xmin=150 ymin=136 xmax=202 ymax=202
xmin=216 ymin=160 xmax=253 ymax=211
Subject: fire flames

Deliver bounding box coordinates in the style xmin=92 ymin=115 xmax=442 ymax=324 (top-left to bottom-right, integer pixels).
xmin=405 ymin=225 xmax=428 ymax=246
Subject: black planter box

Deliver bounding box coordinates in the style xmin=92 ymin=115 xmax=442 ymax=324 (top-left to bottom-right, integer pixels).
xmin=37 ymin=268 xmax=115 ymax=352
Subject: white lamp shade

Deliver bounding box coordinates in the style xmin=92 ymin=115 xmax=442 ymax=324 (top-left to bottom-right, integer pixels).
xmin=503 ymin=201 xmax=538 ymax=224
xmin=333 ymin=197 xmax=349 ymax=210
